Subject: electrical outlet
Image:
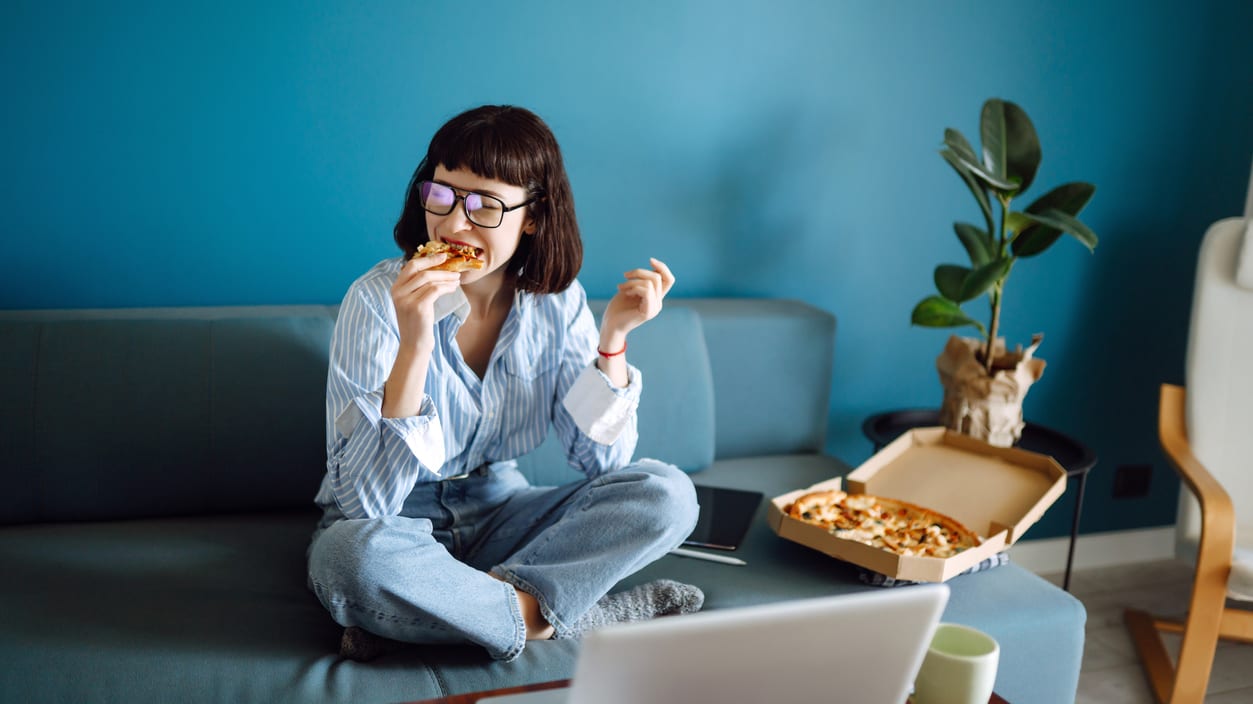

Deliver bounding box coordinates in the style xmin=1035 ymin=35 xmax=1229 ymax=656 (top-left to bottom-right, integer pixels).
xmin=1112 ymin=464 xmax=1152 ymax=498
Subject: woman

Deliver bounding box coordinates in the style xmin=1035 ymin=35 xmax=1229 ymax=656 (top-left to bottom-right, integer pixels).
xmin=307 ymin=105 xmax=702 ymax=662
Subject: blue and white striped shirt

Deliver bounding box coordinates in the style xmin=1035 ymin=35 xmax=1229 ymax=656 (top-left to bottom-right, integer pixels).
xmin=315 ymin=257 xmax=642 ymax=520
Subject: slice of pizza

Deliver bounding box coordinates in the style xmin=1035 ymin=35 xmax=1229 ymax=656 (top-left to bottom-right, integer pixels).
xmin=786 ymin=489 xmax=848 ymax=527
xmin=413 ymin=241 xmax=484 ymax=272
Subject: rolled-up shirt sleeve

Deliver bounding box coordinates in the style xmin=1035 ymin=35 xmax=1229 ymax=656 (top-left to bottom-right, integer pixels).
xmin=562 ymin=363 xmax=641 ymax=445
xmin=553 ymin=289 xmax=641 ymax=476
xmin=321 ymin=279 xmax=447 ymax=519
xmin=333 ymin=389 xmax=447 ymax=472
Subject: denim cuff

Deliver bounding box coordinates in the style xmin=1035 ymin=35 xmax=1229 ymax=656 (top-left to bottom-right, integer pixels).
xmin=491 ymin=568 xmax=574 ymax=642
xmin=490 ymin=577 xmax=528 ymax=662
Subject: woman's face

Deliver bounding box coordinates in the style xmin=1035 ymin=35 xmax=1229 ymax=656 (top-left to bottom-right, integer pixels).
xmin=425 ymin=164 xmax=534 ymax=286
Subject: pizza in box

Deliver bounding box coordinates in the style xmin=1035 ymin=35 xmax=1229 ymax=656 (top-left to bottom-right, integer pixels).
xmin=784 ymin=490 xmax=981 ymax=558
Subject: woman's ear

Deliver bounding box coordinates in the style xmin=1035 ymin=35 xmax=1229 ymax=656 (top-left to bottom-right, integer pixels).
xmin=523 ymin=218 xmax=537 ymax=236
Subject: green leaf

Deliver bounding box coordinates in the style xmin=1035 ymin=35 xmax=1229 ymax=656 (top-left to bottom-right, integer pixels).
xmin=954 ymin=222 xmax=995 ymax=267
xmin=1018 ymin=209 xmax=1098 ymax=252
xmin=1026 ymin=181 xmax=1096 ymax=216
xmin=911 ymin=295 xmax=987 ymax=335
xmin=946 ymin=147 xmax=1018 ymax=192
xmin=1012 ymin=227 xmax=1062 ymax=258
xmin=939 ymin=149 xmax=994 ymax=231
xmin=1002 ymin=101 xmax=1041 ymax=194
xmin=944 ymin=128 xmax=981 ymax=167
xmin=958 ymin=256 xmax=1013 ymax=301
xmin=934 ymin=264 xmax=970 ymax=301
xmin=980 ymin=99 xmax=1009 ymax=181
xmin=1012 ymin=182 xmax=1097 ymax=256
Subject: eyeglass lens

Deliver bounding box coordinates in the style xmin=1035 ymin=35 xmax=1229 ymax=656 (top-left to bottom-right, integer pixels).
xmin=419 ymin=181 xmax=505 ymax=227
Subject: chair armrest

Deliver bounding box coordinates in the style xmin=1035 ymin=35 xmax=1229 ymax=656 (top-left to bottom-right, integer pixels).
xmin=1159 ymin=383 xmax=1236 ymax=558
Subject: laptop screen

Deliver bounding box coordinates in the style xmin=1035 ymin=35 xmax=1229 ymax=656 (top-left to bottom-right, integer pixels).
xmin=481 ymin=585 xmax=950 ymax=704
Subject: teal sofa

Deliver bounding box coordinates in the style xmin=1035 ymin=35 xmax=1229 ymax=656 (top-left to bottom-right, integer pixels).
xmin=0 ymin=298 xmax=1085 ymax=704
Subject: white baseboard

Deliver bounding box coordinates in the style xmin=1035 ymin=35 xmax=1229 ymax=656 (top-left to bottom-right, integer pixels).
xmin=1010 ymin=526 xmax=1177 ymax=575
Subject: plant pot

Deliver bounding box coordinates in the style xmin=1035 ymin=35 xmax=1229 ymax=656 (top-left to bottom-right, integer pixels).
xmin=935 ymin=335 xmax=1046 ymax=447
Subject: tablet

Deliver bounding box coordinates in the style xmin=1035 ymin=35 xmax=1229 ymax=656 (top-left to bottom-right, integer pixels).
xmin=682 ymin=485 xmax=764 ymax=551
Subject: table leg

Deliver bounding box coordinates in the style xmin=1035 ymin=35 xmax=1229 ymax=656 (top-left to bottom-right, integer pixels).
xmin=1063 ymin=472 xmax=1087 ymax=592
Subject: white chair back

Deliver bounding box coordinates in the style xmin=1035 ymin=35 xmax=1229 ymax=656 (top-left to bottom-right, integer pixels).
xmin=1177 ymin=218 xmax=1253 ymax=597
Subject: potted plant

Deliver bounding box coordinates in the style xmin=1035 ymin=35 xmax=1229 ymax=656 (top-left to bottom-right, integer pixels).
xmin=911 ymin=98 xmax=1098 ymax=446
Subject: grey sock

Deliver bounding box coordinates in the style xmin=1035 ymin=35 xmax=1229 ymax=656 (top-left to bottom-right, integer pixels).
xmin=564 ymin=579 xmax=705 ymax=637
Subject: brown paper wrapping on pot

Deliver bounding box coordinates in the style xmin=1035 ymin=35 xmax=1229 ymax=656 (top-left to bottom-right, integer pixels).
xmin=936 ymin=335 xmax=1046 ymax=447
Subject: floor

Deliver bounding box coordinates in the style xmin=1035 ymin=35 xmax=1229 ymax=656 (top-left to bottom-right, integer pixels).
xmin=1039 ymin=559 xmax=1253 ymax=703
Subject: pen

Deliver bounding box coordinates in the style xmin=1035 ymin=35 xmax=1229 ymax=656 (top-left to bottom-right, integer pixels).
xmin=669 ymin=547 xmax=747 ymax=566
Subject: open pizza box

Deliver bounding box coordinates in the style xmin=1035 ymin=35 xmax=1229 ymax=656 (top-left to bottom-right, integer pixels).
xmin=766 ymin=427 xmax=1067 ymax=583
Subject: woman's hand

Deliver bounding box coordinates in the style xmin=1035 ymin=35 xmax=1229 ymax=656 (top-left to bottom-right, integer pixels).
xmin=383 ymin=253 xmax=462 ymax=418
xmin=600 ymin=258 xmax=675 ymax=343
xmin=391 ymin=253 xmax=463 ymax=352
xmin=597 ymin=259 xmax=674 ymax=387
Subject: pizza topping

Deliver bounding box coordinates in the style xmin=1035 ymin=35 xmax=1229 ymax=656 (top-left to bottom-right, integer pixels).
xmin=784 ymin=490 xmax=980 ymax=558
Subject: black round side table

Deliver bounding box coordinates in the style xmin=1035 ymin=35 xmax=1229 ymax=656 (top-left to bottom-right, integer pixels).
xmin=861 ymin=409 xmax=1097 ymax=592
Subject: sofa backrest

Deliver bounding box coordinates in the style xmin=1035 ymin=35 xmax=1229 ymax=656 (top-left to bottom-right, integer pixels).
xmin=0 ymin=307 xmax=336 ymax=525
xmin=0 ymin=298 xmax=834 ymax=525
xmin=514 ymin=303 xmax=715 ymax=485
xmin=676 ymin=298 xmax=836 ymax=459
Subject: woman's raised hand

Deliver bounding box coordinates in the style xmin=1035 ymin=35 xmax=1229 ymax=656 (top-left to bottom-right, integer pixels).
xmin=601 ymin=258 xmax=675 ymax=342
xmin=391 ymin=253 xmax=462 ymax=352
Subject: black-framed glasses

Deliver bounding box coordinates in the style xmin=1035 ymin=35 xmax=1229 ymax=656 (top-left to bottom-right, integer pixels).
xmin=417 ymin=180 xmax=536 ymax=229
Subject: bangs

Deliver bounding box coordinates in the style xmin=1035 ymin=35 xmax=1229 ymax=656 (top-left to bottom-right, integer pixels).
xmin=427 ymin=108 xmax=549 ymax=189
xmin=395 ymin=105 xmax=581 ymax=293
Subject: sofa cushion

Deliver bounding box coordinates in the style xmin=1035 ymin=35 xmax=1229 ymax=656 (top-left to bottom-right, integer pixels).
xmin=0 ymin=307 xmax=335 ymax=525
xmin=0 ymin=453 xmax=1085 ymax=704
xmin=517 ymin=299 xmax=839 ymax=480
xmin=515 ymin=304 xmax=715 ymax=485
xmin=675 ymin=299 xmax=836 ymax=458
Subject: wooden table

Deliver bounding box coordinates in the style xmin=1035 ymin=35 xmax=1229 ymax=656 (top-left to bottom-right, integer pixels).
xmin=406 ymin=679 xmax=1012 ymax=703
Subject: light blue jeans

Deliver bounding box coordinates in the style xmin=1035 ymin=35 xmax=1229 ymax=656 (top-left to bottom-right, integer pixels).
xmin=307 ymin=460 xmax=698 ymax=661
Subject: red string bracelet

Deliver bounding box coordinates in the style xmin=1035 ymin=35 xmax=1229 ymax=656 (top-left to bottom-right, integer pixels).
xmin=597 ymin=343 xmax=627 ymax=358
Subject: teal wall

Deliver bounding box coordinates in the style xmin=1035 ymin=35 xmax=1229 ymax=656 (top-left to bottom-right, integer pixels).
xmin=4 ymin=1 xmax=1251 ymax=539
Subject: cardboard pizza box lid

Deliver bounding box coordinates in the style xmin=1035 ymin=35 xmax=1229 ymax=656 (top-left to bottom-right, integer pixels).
xmin=766 ymin=427 xmax=1066 ymax=583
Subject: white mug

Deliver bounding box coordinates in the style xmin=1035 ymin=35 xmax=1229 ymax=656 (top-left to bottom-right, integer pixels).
xmin=911 ymin=622 xmax=1000 ymax=704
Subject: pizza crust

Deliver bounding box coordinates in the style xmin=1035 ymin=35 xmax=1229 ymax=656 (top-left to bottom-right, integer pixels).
xmin=784 ymin=490 xmax=980 ymax=558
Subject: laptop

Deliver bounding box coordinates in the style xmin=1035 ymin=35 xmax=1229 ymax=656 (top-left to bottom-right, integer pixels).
xmin=481 ymin=584 xmax=950 ymax=704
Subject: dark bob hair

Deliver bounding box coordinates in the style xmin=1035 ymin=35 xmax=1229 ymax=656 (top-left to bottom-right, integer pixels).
xmin=393 ymin=105 xmax=582 ymax=294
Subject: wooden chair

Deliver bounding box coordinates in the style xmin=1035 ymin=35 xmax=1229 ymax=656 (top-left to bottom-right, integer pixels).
xmin=1125 ymin=216 xmax=1253 ymax=703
